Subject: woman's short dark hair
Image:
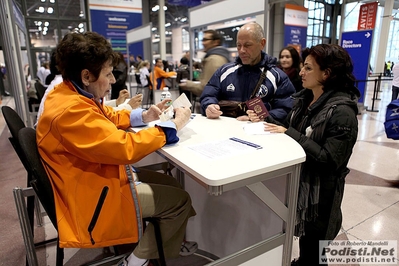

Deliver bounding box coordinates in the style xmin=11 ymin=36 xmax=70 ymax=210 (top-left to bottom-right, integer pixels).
xmin=302 ymin=44 xmax=357 ymax=93
xmin=56 ymin=31 xmax=118 ymax=88
xmin=279 ymin=46 xmax=301 ymax=72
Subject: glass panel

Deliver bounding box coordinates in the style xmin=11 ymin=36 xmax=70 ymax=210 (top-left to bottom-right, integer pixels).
xmin=59 ymin=20 xmax=87 ymax=41
xmin=57 ymin=0 xmax=86 ymax=19
xmin=28 ymin=19 xmax=58 ymax=47
xmin=25 ymin=0 xmax=57 ymax=18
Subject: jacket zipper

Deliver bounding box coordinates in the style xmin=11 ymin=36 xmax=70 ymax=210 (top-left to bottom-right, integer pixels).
xmin=88 ymin=186 xmax=109 ymax=245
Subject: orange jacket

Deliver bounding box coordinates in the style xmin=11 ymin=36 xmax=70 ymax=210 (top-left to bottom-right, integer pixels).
xmin=149 ymin=66 xmax=176 ymax=90
xmin=36 ymin=80 xmax=166 ymax=248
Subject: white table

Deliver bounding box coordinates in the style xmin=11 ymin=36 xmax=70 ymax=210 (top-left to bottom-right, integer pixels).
xmin=133 ymin=115 xmax=305 ymax=266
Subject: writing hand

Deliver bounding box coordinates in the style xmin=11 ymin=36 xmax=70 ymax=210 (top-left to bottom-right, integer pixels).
xmin=127 ymin=94 xmax=143 ymax=109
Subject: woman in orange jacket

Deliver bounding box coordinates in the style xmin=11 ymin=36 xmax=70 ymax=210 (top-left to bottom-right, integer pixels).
xmin=36 ymin=32 xmax=196 ymax=266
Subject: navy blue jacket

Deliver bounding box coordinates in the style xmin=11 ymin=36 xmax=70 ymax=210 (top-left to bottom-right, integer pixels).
xmin=200 ymin=51 xmax=295 ymax=122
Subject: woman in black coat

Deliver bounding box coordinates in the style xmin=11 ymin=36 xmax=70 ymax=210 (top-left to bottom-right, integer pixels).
xmin=248 ymin=44 xmax=360 ymax=266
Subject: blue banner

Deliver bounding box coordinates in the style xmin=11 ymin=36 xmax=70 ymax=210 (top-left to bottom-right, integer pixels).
xmin=167 ymin=0 xmax=211 ymax=7
xmin=283 ymin=25 xmax=307 ymax=52
xmin=340 ymin=30 xmax=373 ymax=104
xmin=90 ymin=10 xmax=143 ymax=60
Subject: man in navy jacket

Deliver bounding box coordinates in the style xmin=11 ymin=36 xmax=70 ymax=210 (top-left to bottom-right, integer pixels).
xmin=200 ymin=22 xmax=295 ymax=122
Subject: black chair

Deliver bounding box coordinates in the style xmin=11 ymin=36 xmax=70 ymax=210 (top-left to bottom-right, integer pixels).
xmin=145 ymin=75 xmax=154 ymax=107
xmin=34 ymin=80 xmax=46 ymax=102
xmin=1 ymin=106 xmax=43 ymax=234
xmin=17 ymin=127 xmax=166 ymax=266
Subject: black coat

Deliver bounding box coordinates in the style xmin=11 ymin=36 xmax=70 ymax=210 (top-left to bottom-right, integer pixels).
xmin=280 ymin=88 xmax=359 ymax=240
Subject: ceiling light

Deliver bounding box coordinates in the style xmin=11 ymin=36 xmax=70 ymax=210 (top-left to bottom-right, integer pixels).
xmin=40 ymin=0 xmax=45 ymax=2
xmin=152 ymin=5 xmax=159 ymax=12
xmin=152 ymin=27 xmax=157 ymax=31
xmin=79 ymin=28 xmax=84 ymax=33
xmin=49 ymin=0 xmax=55 ymax=3
xmin=79 ymin=11 xmax=84 ymax=17
xmin=44 ymin=21 xmax=49 ymax=26
xmin=36 ymin=6 xmax=45 ymax=13
xmin=163 ymin=6 xmax=167 ymax=11
xmin=78 ymin=23 xmax=84 ymax=28
xmin=37 ymin=21 xmax=42 ymax=26
xmin=43 ymin=31 xmax=47 ymax=35
xmin=181 ymin=17 xmax=187 ymax=22
xmin=47 ymin=7 xmax=53 ymax=14
xmin=165 ymin=23 xmax=171 ymax=27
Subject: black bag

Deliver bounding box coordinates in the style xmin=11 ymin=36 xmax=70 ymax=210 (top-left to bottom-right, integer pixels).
xmin=218 ymin=67 xmax=267 ymax=118
xmin=384 ymin=99 xmax=399 ymax=140
xmin=218 ymin=100 xmax=247 ymax=118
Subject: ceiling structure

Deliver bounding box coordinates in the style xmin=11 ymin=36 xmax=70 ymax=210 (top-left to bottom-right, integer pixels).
xmin=12 ymin=0 xmax=399 ymax=43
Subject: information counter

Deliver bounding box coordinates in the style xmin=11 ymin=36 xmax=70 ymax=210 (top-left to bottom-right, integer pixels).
xmin=132 ymin=115 xmax=305 ymax=266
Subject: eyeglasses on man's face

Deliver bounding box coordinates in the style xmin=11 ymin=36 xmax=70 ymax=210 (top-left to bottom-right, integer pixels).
xmin=202 ymin=38 xmax=213 ymax=42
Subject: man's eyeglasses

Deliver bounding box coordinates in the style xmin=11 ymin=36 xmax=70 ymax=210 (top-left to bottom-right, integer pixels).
xmin=202 ymin=38 xmax=213 ymax=42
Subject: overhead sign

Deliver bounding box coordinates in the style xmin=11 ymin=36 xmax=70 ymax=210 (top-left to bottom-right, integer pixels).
xmin=341 ymin=30 xmax=373 ymax=104
xmin=357 ymin=2 xmax=378 ymax=30
xmin=284 ymin=4 xmax=308 ymax=54
xmin=89 ymin=0 xmax=143 ymax=58
xmin=168 ymin=0 xmax=211 ymax=6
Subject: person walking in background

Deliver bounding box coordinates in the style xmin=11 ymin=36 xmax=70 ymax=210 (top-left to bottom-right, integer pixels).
xmin=386 ymin=60 xmax=392 ymax=77
xmin=111 ymin=52 xmax=128 ymax=99
xmin=176 ymin=57 xmax=191 ymax=84
xmin=391 ymin=57 xmax=399 ymax=101
xmin=200 ymin=22 xmax=295 ymax=122
xmin=248 ymin=44 xmax=360 ymax=266
xmin=0 ymin=63 xmax=9 ymax=97
xmin=278 ymin=46 xmax=303 ymax=92
xmin=37 ymin=61 xmax=50 ymax=84
xmin=139 ymin=60 xmax=151 ymax=88
xmin=179 ymin=30 xmax=230 ymax=97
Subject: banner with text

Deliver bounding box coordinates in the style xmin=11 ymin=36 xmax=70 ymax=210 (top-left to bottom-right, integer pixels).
xmin=284 ymin=4 xmax=308 ymax=54
xmin=89 ymin=0 xmax=143 ymax=60
xmin=341 ymin=30 xmax=373 ymax=104
xmin=358 ymin=2 xmax=378 ymax=30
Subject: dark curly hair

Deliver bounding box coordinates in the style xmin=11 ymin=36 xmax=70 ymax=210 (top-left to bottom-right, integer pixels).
xmin=56 ymin=31 xmax=118 ymax=88
xmin=301 ymin=44 xmax=359 ymax=96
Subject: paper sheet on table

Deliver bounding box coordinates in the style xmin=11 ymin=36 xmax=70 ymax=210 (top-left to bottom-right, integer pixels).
xmin=243 ymin=122 xmax=271 ymax=135
xmin=187 ymin=139 xmax=255 ymax=160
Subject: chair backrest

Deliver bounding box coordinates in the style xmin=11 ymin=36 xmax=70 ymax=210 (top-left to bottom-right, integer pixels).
xmin=18 ymin=127 xmax=58 ymax=229
xmin=135 ymin=73 xmax=142 ymax=85
xmin=34 ymin=81 xmax=46 ymax=102
xmin=1 ymin=106 xmax=30 ymax=169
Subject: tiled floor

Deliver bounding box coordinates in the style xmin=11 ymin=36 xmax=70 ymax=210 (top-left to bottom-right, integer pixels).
xmin=1 ymin=77 xmax=398 ymax=265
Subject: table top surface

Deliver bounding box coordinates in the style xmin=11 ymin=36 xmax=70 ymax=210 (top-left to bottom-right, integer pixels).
xmin=133 ymin=114 xmax=306 ymax=186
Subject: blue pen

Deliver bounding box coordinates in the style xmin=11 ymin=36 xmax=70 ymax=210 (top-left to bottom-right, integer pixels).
xmin=229 ymin=137 xmax=263 ymax=149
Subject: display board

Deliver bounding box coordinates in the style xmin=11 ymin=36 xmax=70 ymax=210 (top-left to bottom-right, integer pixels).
xmin=189 ymin=0 xmax=265 ymax=29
